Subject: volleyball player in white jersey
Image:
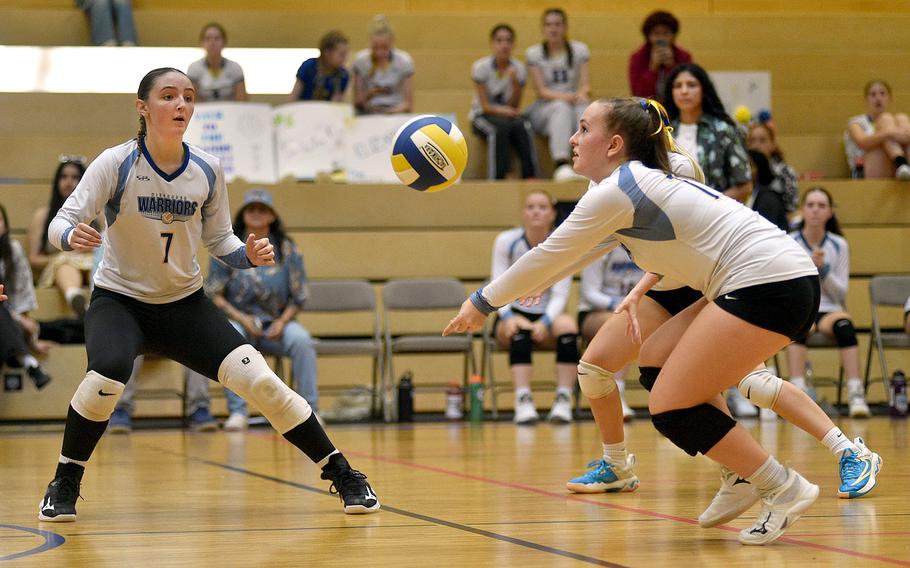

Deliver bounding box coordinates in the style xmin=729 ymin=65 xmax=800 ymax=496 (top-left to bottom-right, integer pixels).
xmin=446 ymin=97 xmax=824 ymax=545
xmin=787 ymin=187 xmax=871 ymax=418
xmin=37 ymin=68 xmax=379 ymax=522
xmin=491 ymin=191 xmax=578 ymax=424
xmin=525 ymin=8 xmax=591 ymax=181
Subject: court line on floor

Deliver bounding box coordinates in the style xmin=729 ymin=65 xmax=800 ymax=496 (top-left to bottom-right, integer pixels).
xmin=345 ymin=450 xmax=910 ymax=567
xmin=0 ymin=525 xmax=65 ymax=562
xmin=157 ymin=449 xmax=629 ymax=568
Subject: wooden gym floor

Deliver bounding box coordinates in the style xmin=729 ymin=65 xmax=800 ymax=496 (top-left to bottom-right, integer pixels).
xmin=0 ymin=417 xmax=907 ymax=567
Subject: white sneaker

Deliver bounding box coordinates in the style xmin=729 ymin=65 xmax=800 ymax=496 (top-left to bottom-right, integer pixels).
xmin=553 ymin=163 xmax=581 ymax=182
xmin=738 ymin=468 xmax=819 ymax=545
xmin=698 ymin=467 xmax=760 ymax=528
xmin=223 ymin=412 xmax=248 ymax=432
xmin=727 ymin=388 xmax=758 ymax=417
xmin=547 ymin=392 xmax=573 ymax=424
xmin=514 ymin=393 xmax=540 ymax=425
xmin=896 ymin=163 xmax=910 ymax=180
xmin=621 ymin=396 xmax=635 ymax=422
xmin=759 ymin=408 xmax=778 ymax=421
xmin=848 ymin=390 xmax=870 ymax=418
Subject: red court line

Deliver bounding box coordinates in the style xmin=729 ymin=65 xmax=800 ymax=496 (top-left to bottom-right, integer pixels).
xmin=346 ymin=450 xmax=910 ymax=567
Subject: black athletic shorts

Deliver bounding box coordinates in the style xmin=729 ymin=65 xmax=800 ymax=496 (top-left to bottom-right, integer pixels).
xmin=713 ymin=275 xmax=821 ymax=341
xmin=644 ymin=286 xmax=704 ymax=317
xmin=85 ymin=287 xmax=246 ymax=384
xmin=492 ymin=306 xmax=544 ymax=335
xmin=792 ymin=311 xmax=833 ymax=344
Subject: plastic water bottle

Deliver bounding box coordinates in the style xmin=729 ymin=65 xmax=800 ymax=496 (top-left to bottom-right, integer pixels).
xmin=445 ymin=383 xmax=463 ymax=421
xmin=397 ymin=371 xmax=414 ymax=422
xmin=468 ymin=374 xmax=484 ymax=423
xmin=891 ymin=370 xmax=908 ymax=418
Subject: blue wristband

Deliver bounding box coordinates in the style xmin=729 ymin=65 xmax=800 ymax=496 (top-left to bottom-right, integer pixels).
xmin=60 ymin=226 xmax=75 ymax=252
xmin=469 ymin=288 xmax=496 ymax=316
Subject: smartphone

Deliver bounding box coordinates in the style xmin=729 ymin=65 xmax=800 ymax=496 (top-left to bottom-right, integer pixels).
xmin=654 ymin=39 xmax=669 ymax=48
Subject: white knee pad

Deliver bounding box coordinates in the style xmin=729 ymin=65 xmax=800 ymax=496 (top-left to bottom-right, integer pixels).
xmin=72 ymin=370 xmax=125 ymax=422
xmin=218 ymin=344 xmax=312 ymax=433
xmin=738 ymin=368 xmax=783 ymax=409
xmin=577 ymin=360 xmax=616 ymax=400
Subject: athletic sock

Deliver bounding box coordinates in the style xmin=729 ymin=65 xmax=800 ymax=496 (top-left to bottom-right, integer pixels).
xmin=282 ymin=413 xmax=336 ymax=464
xmin=21 ymin=354 xmax=40 ymax=369
xmin=555 ymin=386 xmax=573 ymax=399
xmin=63 ymin=288 xmax=82 ymax=304
xmin=602 ymin=442 xmax=628 ymax=465
xmin=515 ymin=387 xmax=532 ymax=400
xmin=60 ymin=405 xmax=108 ymax=464
xmin=821 ymin=427 xmax=860 ymax=456
xmin=846 ymin=377 xmax=864 ymax=393
xmin=747 ymin=455 xmax=788 ymax=493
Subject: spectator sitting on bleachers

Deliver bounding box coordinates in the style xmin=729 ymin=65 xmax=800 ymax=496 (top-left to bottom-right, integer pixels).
xmin=665 ymin=63 xmax=752 ymax=202
xmin=577 ymin=247 xmax=642 ymax=420
xmin=76 ymin=0 xmax=138 ymax=46
xmin=628 ymin=10 xmax=693 ymax=101
xmin=746 ymin=149 xmax=788 ymax=232
xmin=352 ymin=16 xmax=414 ymax=114
xmin=525 ymin=8 xmax=591 ymax=181
xmin=748 ymin=121 xmax=799 ymax=214
xmin=469 ymin=24 xmax=539 ymax=180
xmin=27 ymin=158 xmax=94 ymax=319
xmin=197 ymin=189 xmax=319 ymax=431
xmin=0 ymin=204 xmax=52 ymax=389
xmin=187 ymin=22 xmax=248 ymax=102
xmin=291 ymin=31 xmax=350 ymax=102
xmin=786 ymin=187 xmax=870 ymax=418
xmin=492 ymin=191 xmax=579 ymax=425
xmin=844 ymin=79 xmax=910 ymax=180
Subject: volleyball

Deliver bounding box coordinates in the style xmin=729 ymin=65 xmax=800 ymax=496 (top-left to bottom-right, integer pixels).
xmin=390 ymin=115 xmax=468 ymax=192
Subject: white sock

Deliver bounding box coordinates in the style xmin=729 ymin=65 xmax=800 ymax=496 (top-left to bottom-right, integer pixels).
xmin=747 ymin=456 xmax=788 ymax=493
xmin=602 ymin=442 xmax=627 ymax=464
xmin=847 ymin=378 xmax=864 ymax=393
xmin=821 ymin=427 xmax=860 ymax=456
xmin=555 ymin=386 xmax=573 ymax=399
xmin=515 ymin=387 xmax=532 ymax=400
xmin=63 ymin=287 xmax=82 ymax=304
xmin=58 ymin=454 xmax=88 ymax=467
xmin=790 ymin=376 xmax=806 ymax=390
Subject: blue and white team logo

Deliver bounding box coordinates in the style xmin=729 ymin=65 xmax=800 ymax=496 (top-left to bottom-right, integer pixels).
xmin=137 ymin=193 xmax=198 ymax=224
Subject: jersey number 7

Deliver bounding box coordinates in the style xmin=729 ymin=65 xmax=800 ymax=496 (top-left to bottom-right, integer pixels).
xmin=160 ymin=232 xmax=174 ymax=263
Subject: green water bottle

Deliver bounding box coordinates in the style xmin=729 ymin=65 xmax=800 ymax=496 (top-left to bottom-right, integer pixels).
xmin=468 ymin=374 xmax=484 ymax=422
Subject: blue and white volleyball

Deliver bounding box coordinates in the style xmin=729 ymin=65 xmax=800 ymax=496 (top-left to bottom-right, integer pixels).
xmin=391 ymin=115 xmax=468 ymax=192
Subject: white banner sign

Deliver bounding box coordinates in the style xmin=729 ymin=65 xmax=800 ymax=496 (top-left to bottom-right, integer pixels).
xmin=344 ymin=114 xmax=420 ymax=184
xmin=710 ymin=71 xmax=772 ymax=118
xmin=183 ymin=102 xmax=277 ymax=184
xmin=273 ymin=102 xmax=353 ymax=181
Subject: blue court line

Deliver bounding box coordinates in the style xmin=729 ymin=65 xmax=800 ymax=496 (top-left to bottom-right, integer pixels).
xmin=0 ymin=525 xmax=65 ymax=562
xmin=160 ymin=449 xmax=629 ymax=568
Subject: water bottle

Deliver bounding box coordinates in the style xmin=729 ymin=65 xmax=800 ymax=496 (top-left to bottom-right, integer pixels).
xmin=468 ymin=374 xmax=484 ymax=423
xmin=397 ymin=371 xmax=414 ymax=422
xmin=891 ymin=370 xmax=908 ymax=418
xmin=445 ymin=382 xmax=463 ymax=421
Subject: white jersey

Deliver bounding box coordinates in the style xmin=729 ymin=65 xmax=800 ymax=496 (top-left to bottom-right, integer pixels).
xmin=491 ymin=227 xmax=571 ymax=324
xmin=49 ymin=139 xmax=248 ymax=303
xmin=525 ymin=40 xmax=589 ymax=94
xmin=790 ymin=230 xmax=848 ymax=312
xmin=480 ymin=161 xmax=817 ymax=310
xmin=469 ymin=56 xmax=526 ymax=121
xmin=187 ymin=57 xmax=245 ymax=101
xmin=578 ymin=247 xmax=643 ymax=312
xmin=351 ymin=48 xmax=414 ymax=111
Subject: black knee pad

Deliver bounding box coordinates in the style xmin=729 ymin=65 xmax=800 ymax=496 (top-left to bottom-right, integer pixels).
xmin=555 ymin=333 xmax=579 ymax=363
xmin=651 ymin=404 xmax=737 ymax=456
xmin=509 ymin=329 xmax=533 ymax=365
xmin=832 ymin=318 xmax=858 ymax=347
xmin=639 ymin=366 xmax=661 ymax=391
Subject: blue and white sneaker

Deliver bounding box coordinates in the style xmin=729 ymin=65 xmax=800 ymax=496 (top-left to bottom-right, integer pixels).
xmin=566 ymin=455 xmax=639 ymax=493
xmin=838 ymin=437 xmax=882 ymax=499
xmin=108 ymin=407 xmax=132 ymax=434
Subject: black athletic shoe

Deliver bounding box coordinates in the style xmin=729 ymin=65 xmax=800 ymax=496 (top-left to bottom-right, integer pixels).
xmin=27 ymin=365 xmax=52 ymax=390
xmin=38 ymin=475 xmax=81 ymax=522
xmin=320 ymin=454 xmax=380 ymax=514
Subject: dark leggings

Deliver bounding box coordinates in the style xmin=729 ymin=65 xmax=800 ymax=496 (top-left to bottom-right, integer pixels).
xmin=472 ymin=114 xmax=539 ymax=180
xmin=85 ymin=287 xmax=246 ymax=384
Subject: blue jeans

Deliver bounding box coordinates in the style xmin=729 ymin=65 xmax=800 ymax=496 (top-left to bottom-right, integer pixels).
xmin=224 ymin=320 xmax=319 ymax=416
xmin=82 ymin=0 xmax=138 ymax=46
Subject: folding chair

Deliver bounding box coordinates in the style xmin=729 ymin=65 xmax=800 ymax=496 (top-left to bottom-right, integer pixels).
xmin=864 ymin=275 xmax=910 ymax=398
xmin=301 ymin=279 xmax=384 ymax=418
xmin=382 ymin=278 xmax=477 ymax=422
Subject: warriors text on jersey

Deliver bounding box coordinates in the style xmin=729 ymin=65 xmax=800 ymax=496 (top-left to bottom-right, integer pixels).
xmin=49 ymin=138 xmax=249 ymax=303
